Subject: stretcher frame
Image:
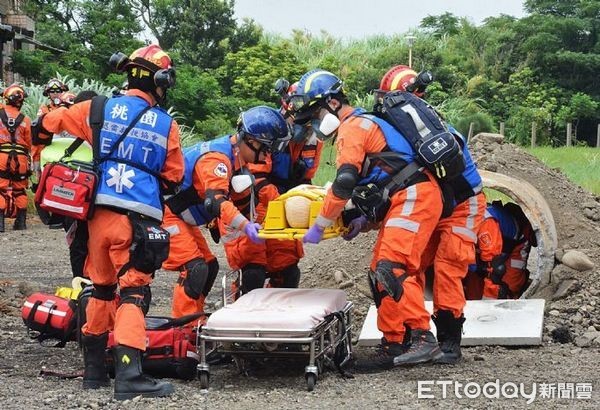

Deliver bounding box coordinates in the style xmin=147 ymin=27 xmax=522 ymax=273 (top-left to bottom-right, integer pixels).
xmin=197 ymin=271 xmax=354 ymax=391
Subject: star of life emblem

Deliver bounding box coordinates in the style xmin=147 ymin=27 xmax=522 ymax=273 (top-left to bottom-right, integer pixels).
xmin=106 ymin=163 xmax=135 ymax=193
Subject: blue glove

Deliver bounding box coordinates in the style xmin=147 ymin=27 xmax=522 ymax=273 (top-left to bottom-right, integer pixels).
xmin=303 ymin=223 xmax=325 ymax=244
xmin=243 ymin=222 xmax=264 ymax=244
xmin=342 ymin=215 xmax=368 ymax=241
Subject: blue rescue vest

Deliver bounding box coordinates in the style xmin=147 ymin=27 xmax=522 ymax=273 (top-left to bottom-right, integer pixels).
xmin=95 ymin=96 xmax=171 ymax=221
xmin=486 ymin=203 xmax=520 ymax=244
xmin=174 ymin=135 xmax=235 ymax=226
xmin=447 ymin=126 xmax=483 ymax=204
xmin=350 ymin=109 xmax=416 ymax=187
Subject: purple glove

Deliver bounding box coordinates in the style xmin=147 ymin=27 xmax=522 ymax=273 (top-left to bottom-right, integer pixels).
xmin=342 ymin=215 xmax=368 ymax=241
xmin=243 ymin=222 xmax=264 ymax=244
xmin=303 ymin=223 xmax=325 ymax=244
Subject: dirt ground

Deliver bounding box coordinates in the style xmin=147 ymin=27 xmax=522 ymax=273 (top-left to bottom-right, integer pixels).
xmin=1 ymin=137 xmax=599 ymax=409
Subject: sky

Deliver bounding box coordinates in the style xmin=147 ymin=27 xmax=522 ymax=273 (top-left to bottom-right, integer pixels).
xmin=233 ymin=0 xmax=527 ymax=39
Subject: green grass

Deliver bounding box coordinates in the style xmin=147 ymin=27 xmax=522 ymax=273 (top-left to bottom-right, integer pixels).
xmin=527 ymin=146 xmax=600 ymax=195
xmin=315 ymin=144 xmax=600 ymax=195
xmin=313 ymin=142 xmax=337 ymax=186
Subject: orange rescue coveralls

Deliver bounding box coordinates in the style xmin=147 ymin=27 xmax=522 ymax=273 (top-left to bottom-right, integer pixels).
xmin=223 ymin=157 xmax=304 ymax=289
xmin=464 ymin=217 xmax=531 ymax=299
xmin=418 ymin=192 xmax=486 ymax=318
xmin=0 ymin=105 xmax=31 ymax=216
xmin=31 ymin=102 xmax=60 ymax=177
xmin=161 ymin=206 xmax=217 ymax=319
xmin=317 ymin=106 xmax=442 ymax=343
xmin=37 ymin=90 xmax=184 ymax=350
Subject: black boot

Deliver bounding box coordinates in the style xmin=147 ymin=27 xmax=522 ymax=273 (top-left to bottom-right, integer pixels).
xmin=113 ymin=345 xmax=174 ymax=400
xmin=391 ymin=329 xmax=443 ymax=366
xmin=353 ymin=337 xmax=410 ymax=373
xmin=13 ymin=209 xmax=27 ymax=230
xmin=82 ymin=333 xmax=110 ymax=389
xmin=433 ymin=310 xmax=465 ymax=364
xmin=0 ymin=210 xmax=4 ymax=233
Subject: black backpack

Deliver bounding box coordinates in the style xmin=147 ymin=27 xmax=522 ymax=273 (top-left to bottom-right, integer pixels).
xmin=378 ymin=90 xmax=466 ymax=181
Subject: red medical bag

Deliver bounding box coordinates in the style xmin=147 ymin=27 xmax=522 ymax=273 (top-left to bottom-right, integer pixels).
xmin=35 ymin=160 xmax=98 ymax=220
xmin=106 ymin=314 xmax=201 ymax=380
xmin=21 ymin=292 xmax=77 ymax=346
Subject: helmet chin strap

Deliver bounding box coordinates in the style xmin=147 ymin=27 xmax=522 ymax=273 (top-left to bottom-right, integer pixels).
xmin=246 ymin=139 xmax=263 ymax=163
xmin=151 ymin=87 xmax=167 ymax=106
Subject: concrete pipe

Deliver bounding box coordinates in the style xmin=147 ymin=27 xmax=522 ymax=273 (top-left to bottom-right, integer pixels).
xmin=480 ymin=170 xmax=558 ymax=297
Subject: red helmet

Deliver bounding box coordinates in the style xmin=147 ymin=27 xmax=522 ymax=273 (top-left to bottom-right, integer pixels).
xmin=3 ymin=83 xmax=27 ymax=107
xmin=128 ymin=44 xmax=173 ymax=71
xmin=379 ymin=65 xmax=418 ymax=93
xmin=109 ymin=44 xmax=175 ymax=89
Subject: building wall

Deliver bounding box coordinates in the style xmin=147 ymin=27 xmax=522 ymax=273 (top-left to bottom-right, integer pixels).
xmin=0 ymin=0 xmax=36 ymax=83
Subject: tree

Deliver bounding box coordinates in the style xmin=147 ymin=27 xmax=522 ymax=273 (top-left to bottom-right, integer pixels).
xmin=126 ymin=0 xmax=239 ymax=68
xmin=420 ymin=13 xmax=463 ymax=37
xmin=217 ymin=42 xmax=307 ymax=102
xmin=21 ymin=0 xmax=143 ymax=81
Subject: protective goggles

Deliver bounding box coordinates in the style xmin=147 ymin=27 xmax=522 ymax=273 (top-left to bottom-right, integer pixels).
xmin=288 ymin=80 xmax=344 ymax=114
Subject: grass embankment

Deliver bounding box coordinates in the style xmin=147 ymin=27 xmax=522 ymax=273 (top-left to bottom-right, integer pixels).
xmin=527 ymin=146 xmax=600 ymax=195
xmin=314 ymin=144 xmax=600 ymax=195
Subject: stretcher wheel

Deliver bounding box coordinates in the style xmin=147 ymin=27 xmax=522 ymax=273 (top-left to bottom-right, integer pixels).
xmin=199 ymin=371 xmax=210 ymax=389
xmin=305 ymin=372 xmax=317 ymax=392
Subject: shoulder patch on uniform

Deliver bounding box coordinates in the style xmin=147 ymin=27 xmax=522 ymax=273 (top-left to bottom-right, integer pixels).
xmin=479 ymin=232 xmax=492 ymax=247
xmin=214 ymin=162 xmax=228 ymax=178
xmin=360 ymin=118 xmax=373 ymax=130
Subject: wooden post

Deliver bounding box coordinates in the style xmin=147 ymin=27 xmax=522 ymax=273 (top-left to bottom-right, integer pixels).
xmin=566 ymin=122 xmax=572 ymax=147
xmin=531 ymin=122 xmax=536 ymax=148
xmin=468 ymin=122 xmax=475 ymax=140
xmin=596 ymin=124 xmax=600 ymax=148
xmin=499 ymin=122 xmax=505 ymax=136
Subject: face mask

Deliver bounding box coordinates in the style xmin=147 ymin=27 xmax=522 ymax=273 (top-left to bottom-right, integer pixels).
xmin=52 ymin=98 xmax=61 ymax=105
xmin=311 ymin=113 xmax=340 ymax=141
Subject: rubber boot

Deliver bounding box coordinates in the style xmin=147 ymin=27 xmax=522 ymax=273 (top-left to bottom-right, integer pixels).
xmin=391 ymin=329 xmax=443 ymax=366
xmin=113 ymin=345 xmax=174 ymax=400
xmin=13 ymin=209 xmax=27 ymax=230
xmin=0 ymin=210 xmax=4 ymax=233
xmin=433 ymin=310 xmax=465 ymax=364
xmin=82 ymin=333 xmax=110 ymax=389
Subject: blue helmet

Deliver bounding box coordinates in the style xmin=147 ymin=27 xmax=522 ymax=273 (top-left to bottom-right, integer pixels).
xmin=237 ymin=106 xmax=289 ymax=148
xmin=289 ymin=69 xmax=344 ymax=114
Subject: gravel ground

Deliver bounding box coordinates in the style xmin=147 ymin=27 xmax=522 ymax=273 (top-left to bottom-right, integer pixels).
xmin=1 ymin=137 xmax=599 ymax=409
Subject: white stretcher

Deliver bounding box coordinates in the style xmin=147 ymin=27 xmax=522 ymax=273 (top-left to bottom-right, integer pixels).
xmin=197 ymin=282 xmax=353 ymax=391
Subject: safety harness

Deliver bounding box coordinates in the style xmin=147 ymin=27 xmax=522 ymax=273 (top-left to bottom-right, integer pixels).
xmin=0 ymin=108 xmax=30 ymax=181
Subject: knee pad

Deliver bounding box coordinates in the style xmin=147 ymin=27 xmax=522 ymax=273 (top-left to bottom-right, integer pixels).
xmin=373 ymin=260 xmax=408 ymax=303
xmin=119 ymin=285 xmax=152 ymax=316
xmin=182 ymin=258 xmax=209 ymax=300
xmin=202 ymin=259 xmax=219 ymax=297
xmin=279 ymin=264 xmax=301 ymax=288
xmin=241 ymin=263 xmax=266 ymax=294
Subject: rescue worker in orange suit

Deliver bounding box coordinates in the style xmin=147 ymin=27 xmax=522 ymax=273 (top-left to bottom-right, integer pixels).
xmin=376 ymin=65 xmax=487 ymax=364
xmin=31 ymin=79 xmax=69 ymax=180
xmin=0 ymin=84 xmax=31 ymax=232
xmin=161 ymin=204 xmax=218 ymax=324
xmin=293 ymin=69 xmax=443 ymax=371
xmin=464 ymin=201 xmax=535 ymax=300
xmin=164 ymin=106 xmax=289 ymax=300
xmin=223 ymin=155 xmax=279 ymax=294
xmin=33 ymin=45 xmax=183 ymax=400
